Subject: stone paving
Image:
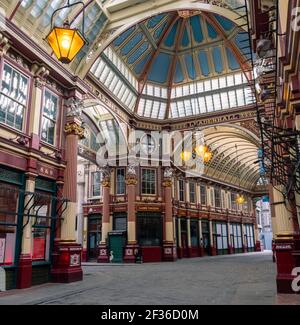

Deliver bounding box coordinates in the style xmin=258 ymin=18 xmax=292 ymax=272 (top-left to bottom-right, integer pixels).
xmin=0 ymin=252 xmax=299 ymax=305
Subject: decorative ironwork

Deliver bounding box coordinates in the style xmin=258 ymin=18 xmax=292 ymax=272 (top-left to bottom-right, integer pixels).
xmin=242 ymin=0 xmax=300 ymax=197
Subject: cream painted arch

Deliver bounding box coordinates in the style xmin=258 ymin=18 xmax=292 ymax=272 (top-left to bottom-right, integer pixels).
xmin=78 ymin=1 xmax=248 ymax=78
xmin=82 ymin=98 xmax=129 ymax=145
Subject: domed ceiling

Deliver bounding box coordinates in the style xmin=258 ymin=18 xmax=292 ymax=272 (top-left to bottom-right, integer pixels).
xmin=89 ymin=10 xmax=255 ymax=120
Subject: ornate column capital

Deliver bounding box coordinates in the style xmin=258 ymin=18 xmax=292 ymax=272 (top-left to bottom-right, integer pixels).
xmin=64 ymin=119 xmax=85 ymax=139
xmin=0 ymin=32 xmax=10 ymax=56
xmin=163 ymin=167 xmax=173 ymax=187
xmin=31 ymin=63 xmax=50 ymax=89
xmin=126 ymin=163 xmax=138 ymax=186
xmin=100 ymin=166 xmax=111 ymax=188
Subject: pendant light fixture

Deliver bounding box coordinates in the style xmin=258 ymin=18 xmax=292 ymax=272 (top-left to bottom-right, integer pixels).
xmin=180 ymin=13 xmax=212 ymax=164
xmin=235 ymin=144 xmax=245 ymax=205
xmin=46 ymin=1 xmax=88 ymax=64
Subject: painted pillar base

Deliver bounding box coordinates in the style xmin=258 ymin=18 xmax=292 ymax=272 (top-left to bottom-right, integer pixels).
xmin=228 ymin=245 xmax=234 ymax=255
xmin=255 ymin=241 xmax=262 ymax=252
xmin=243 ymin=245 xmax=248 ymax=253
xmin=82 ymin=249 xmax=87 ymax=262
xmin=177 ymin=247 xmax=183 ymax=259
xmin=162 ymin=244 xmax=177 ymax=261
xmin=17 ymin=254 xmax=32 ymax=289
xmin=97 ymin=244 xmax=109 ymax=263
xmin=51 ymin=242 xmax=83 ymax=283
xmin=124 ymin=244 xmax=139 ymax=263
xmin=210 ymin=246 xmax=217 ymax=256
xmin=199 ymin=246 xmax=204 ymax=257
xmin=275 ymin=237 xmax=297 ymax=294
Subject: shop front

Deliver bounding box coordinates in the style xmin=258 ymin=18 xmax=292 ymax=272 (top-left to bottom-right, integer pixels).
xmin=137 ymin=212 xmax=162 ymax=262
xmin=87 ymin=214 xmax=102 ymax=261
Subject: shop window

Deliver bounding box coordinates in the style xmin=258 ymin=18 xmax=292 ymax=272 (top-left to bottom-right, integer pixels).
xmin=141 ymin=169 xmax=156 ymax=195
xmin=137 ymin=214 xmax=162 ymax=246
xmin=113 ymin=214 xmax=127 ymax=231
xmin=190 ymin=220 xmax=199 ymax=247
xmin=230 ymin=223 xmax=243 ymax=253
xmin=0 ymin=184 xmax=19 ymax=266
xmin=179 ymin=179 xmax=185 ymax=202
xmin=244 ymin=224 xmax=255 ymax=251
xmin=200 ymin=185 xmax=206 ymax=205
xmin=189 ymin=182 xmax=196 ymax=203
xmin=231 ymin=193 xmax=237 ymax=210
xmin=214 ymin=188 xmax=221 ymax=208
xmin=92 ymin=171 xmax=102 ymax=197
xmin=116 ymin=168 xmax=125 ymax=195
xmin=213 ymin=222 xmax=228 ymax=255
xmin=32 ymin=192 xmax=52 ymax=261
xmin=0 ymin=63 xmax=29 ymax=130
xmin=41 ymin=90 xmax=58 ymax=145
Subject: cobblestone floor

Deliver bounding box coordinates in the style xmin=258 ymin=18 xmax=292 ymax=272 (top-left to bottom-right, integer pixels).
xmin=0 ymin=252 xmax=299 ymax=305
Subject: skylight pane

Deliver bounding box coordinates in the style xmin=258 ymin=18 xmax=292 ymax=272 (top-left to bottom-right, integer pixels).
xmin=236 ymin=89 xmax=245 ymax=106
xmin=204 ymin=80 xmax=211 ymax=91
xmin=234 ymin=73 xmax=243 ymax=85
xmin=138 ymin=99 xmax=146 ymax=115
xmin=228 ymin=90 xmax=237 ymax=108
xmin=211 ymin=78 xmax=219 ymax=90
xmin=184 ymin=99 xmax=192 ymax=116
xmin=206 ymin=95 xmax=213 ymax=112
xmin=158 ymin=103 xmax=166 ymax=119
xmin=198 ymin=97 xmax=207 ymax=114
xmin=219 ymin=76 xmax=227 ymax=88
xmin=213 ymin=94 xmax=222 ymax=110
xmin=220 ymin=92 xmax=229 ymax=109
xmin=227 ymin=75 xmax=234 ymax=86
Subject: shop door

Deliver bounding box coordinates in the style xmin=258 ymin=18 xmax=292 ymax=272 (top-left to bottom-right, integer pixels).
xmin=109 ymin=233 xmax=124 ymax=263
xmin=181 ymin=232 xmax=189 ymax=258
xmin=88 ymin=232 xmax=100 ymax=260
xmin=202 ymin=233 xmax=210 ymax=255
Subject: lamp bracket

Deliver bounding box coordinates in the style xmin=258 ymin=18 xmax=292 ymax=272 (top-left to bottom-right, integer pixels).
xmin=50 ymin=1 xmax=86 ymax=39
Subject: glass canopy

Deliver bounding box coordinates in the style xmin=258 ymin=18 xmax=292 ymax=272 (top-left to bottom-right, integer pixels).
xmin=89 ymin=10 xmax=255 ymax=120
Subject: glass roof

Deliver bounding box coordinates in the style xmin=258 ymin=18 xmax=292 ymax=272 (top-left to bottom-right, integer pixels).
xmin=89 ymin=10 xmax=255 ymax=120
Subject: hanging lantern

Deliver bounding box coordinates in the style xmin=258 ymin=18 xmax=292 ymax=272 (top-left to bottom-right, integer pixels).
xmin=195 ymin=144 xmax=208 ymax=157
xmin=236 ymin=194 xmax=245 ymax=205
xmin=45 ymin=1 xmax=88 ymax=64
xmin=203 ymin=150 xmax=213 ymax=163
xmin=180 ymin=150 xmax=192 ymax=162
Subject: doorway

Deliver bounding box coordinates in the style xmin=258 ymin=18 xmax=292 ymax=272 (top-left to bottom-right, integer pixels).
xmin=87 ymin=215 xmax=102 ymax=261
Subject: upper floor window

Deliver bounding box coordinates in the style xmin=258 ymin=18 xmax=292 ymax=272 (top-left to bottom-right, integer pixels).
xmin=0 ymin=63 xmax=29 ymax=130
xmin=41 ymin=90 xmax=58 ymax=145
xmin=189 ymin=182 xmax=196 ymax=203
xmin=116 ymin=168 xmax=125 ymax=195
xmin=141 ymin=169 xmax=156 ymax=195
xmin=214 ymin=188 xmax=221 ymax=208
xmin=231 ymin=193 xmax=237 ymax=210
xmin=92 ymin=172 xmax=102 ymax=197
xmin=179 ymin=179 xmax=185 ymax=202
xmin=141 ymin=134 xmax=156 ymax=155
xmin=200 ymin=185 xmax=206 ymax=205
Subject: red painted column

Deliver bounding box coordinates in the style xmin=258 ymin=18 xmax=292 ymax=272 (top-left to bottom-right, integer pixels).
xmin=51 ymin=112 xmax=84 ymax=283
xmin=124 ymin=166 xmax=138 ymax=263
xmin=162 ymin=170 xmax=177 ymax=261
xmin=17 ymin=175 xmax=35 ymax=289
xmin=98 ymin=169 xmax=111 ymax=263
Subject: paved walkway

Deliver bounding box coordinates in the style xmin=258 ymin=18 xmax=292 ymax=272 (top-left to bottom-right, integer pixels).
xmin=0 ymin=252 xmax=299 ymax=305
